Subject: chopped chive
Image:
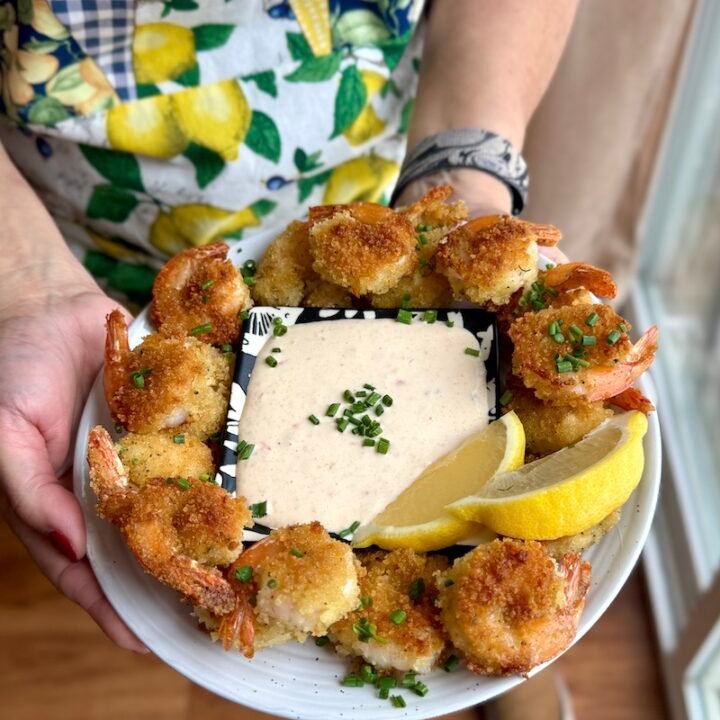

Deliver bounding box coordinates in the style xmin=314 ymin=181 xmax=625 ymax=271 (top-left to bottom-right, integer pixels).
xmin=361 ymin=414 xmax=372 ymax=426
xmin=326 ymin=403 xmax=340 ymax=417
xmin=342 ymin=674 xmax=364 ymax=688
xmin=338 ymin=520 xmax=360 ymax=538
xmin=586 ymin=312 xmax=600 ymax=327
xmin=272 ymin=324 xmax=287 ymax=336
xmin=360 ymin=595 xmax=373 ymax=608
xmin=176 ymin=478 xmax=192 ymax=490
xmin=366 ymin=391 xmax=381 ymax=406
xmin=239 ymin=443 xmax=255 ymax=460
xmin=376 ymin=438 xmax=390 ymax=455
xmin=266 ymin=578 xmax=278 ymax=589
xmin=272 ymin=347 xmax=281 ymax=353
xmin=378 ymin=688 xmax=390 ymax=700
xmin=315 ymin=636 xmax=329 ymax=646
xmin=423 ymin=310 xmax=437 ymax=324
xmin=552 ymin=333 xmax=565 ymax=344
xmin=548 ymin=321 xmax=559 ymax=336
xmin=234 ymin=565 xmax=253 ymax=583
xmin=401 ymin=672 xmax=417 ymax=689
xmin=190 ymin=323 xmax=213 ymax=335
xmin=382 ymin=395 xmax=393 ymax=407
xmin=377 ymin=677 xmax=397 ymax=691
xmin=199 ymin=472 xmax=211 ymax=482
xmin=130 ymin=368 xmax=151 ymax=388
xmin=239 ymin=310 xmax=250 ymax=321
xmin=363 ymin=383 xmax=375 ymax=391
xmin=367 ymin=424 xmax=383 ymax=438
xmin=572 ymin=356 xmax=590 ymax=367
xmin=265 ymin=356 xmax=278 ymax=367
xmin=409 ymin=578 xmax=425 ymax=601
xmin=443 ymin=578 xmax=455 ymax=588
xmin=374 ymin=404 xmax=384 ymax=416
xmin=619 ymin=322 xmax=628 ymax=333
xmin=221 ymin=343 xmax=233 ymax=353
xmin=202 ymin=293 xmax=209 ymax=304
xmin=556 ymin=360 xmax=574 ymax=373
xmin=173 ymin=434 xmax=185 ymax=444
xmin=568 ymin=323 xmax=583 ymax=338
xmin=272 ymin=317 xmax=283 ymax=326
xmin=351 ymin=402 xmax=366 ymax=413
xmin=416 ymin=233 xmax=428 ymax=246
xmin=396 ymin=308 xmax=413 ymax=325
xmin=412 ymin=681 xmax=429 ymax=697
xmin=443 ymin=654 xmax=460 ymax=672
xmin=348 ymin=416 xmax=361 ymax=426
xmin=401 ymin=292 xmax=411 ymax=309
xmin=445 ymin=319 xmax=455 ymax=328
xmin=582 ymin=335 xmax=597 ymax=346
xmin=390 ymin=695 xmax=406 ymax=708
xmin=243 ymin=259 xmax=257 ymax=275
xmin=362 ymin=438 xmax=375 ymax=447
xmin=343 ymin=389 xmax=355 ymax=403
xmin=201 ymin=279 xmax=214 ymax=290
xmin=355 ymin=390 xmax=367 ymax=397
xmin=336 ymin=418 xmax=349 ymax=432
xmin=308 ymin=414 xmax=320 ymax=425
xmin=499 ymin=390 xmax=514 ymax=405
xmin=607 ymin=330 xmax=621 ymax=345
xmin=360 ymin=665 xmax=376 ymax=684
xmin=250 ymin=501 xmax=267 ymax=518
xmin=352 ymin=617 xmax=385 ymax=643
xmin=464 ymin=347 xmax=480 ymax=357
xmin=389 ymin=609 xmax=407 ymax=625
xmin=290 ymin=547 xmax=304 ymax=558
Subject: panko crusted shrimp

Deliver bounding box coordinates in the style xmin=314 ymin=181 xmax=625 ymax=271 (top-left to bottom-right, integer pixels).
xmin=436 ymin=215 xmax=561 ymax=306
xmin=151 ymin=242 xmax=251 ymax=346
xmin=328 ymin=549 xmax=449 ymax=674
xmin=104 ymin=310 xmax=231 ymax=439
xmin=88 ymin=427 xmax=250 ymax=614
xmin=215 ymin=523 xmax=360 ymax=657
xmin=369 ymin=270 xmax=453 ymax=309
xmin=437 ymin=539 xmax=591 ymax=676
xmin=541 ymin=509 xmax=621 ymax=561
xmin=509 ymin=304 xmax=658 ymax=406
xmin=308 ymin=203 xmax=417 ymax=296
xmin=116 ymin=431 xmax=214 ymax=487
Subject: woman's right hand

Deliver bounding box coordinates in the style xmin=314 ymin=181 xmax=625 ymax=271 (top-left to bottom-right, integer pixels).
xmin=0 ymin=262 xmax=146 ymax=652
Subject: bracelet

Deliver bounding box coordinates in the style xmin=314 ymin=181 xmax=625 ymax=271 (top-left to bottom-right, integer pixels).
xmin=392 ymin=128 xmax=529 ymax=215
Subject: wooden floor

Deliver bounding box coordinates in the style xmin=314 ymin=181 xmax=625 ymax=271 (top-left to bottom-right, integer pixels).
xmin=0 ymin=521 xmax=668 ymax=720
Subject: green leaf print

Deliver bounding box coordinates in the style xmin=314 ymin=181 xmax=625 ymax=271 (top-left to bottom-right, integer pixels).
xmin=398 ymin=98 xmax=414 ymax=135
xmin=286 ymin=32 xmax=313 ymax=61
xmin=84 ymin=250 xmax=117 ymax=279
xmin=249 ymin=199 xmax=278 ymax=218
xmin=47 ymin=65 xmax=83 ymax=94
xmin=108 ymin=263 xmax=157 ymax=305
xmin=378 ymin=32 xmax=411 ymax=71
xmin=161 ymin=0 xmax=199 ymax=17
xmin=27 ymin=97 xmax=70 ymax=126
xmin=22 ymin=40 xmax=61 ymax=54
xmin=17 ymin=0 xmax=33 ymax=23
xmin=285 ymin=52 xmax=341 ymax=83
xmin=183 ymin=143 xmax=225 ymax=189
xmin=136 ymin=84 xmax=161 ymax=98
xmin=193 ymin=24 xmax=235 ymax=51
xmin=80 ymin=145 xmax=145 ymax=193
xmin=412 ymin=57 xmax=421 ymax=73
xmin=245 ymin=111 xmax=281 ymax=163
xmin=330 ymin=66 xmax=367 ymax=139
xmin=175 ymin=63 xmax=200 ymax=87
xmin=293 ymin=148 xmax=322 ymax=173
xmin=380 ymin=78 xmax=400 ymax=99
xmin=86 ymin=186 xmax=139 ymax=223
xmin=297 ymin=170 xmax=331 ymax=204
xmin=243 ymin=71 xmax=277 ymax=98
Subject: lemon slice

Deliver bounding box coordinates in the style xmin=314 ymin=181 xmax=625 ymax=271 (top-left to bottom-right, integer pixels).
xmin=352 ymin=412 xmax=526 ymax=551
xmin=447 ymin=411 xmax=648 ymax=540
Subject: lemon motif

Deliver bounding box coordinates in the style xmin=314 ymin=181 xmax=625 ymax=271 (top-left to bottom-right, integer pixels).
xmin=87 ymin=229 xmax=146 ymax=260
xmin=352 ymin=413 xmax=526 ymax=552
xmin=323 ymin=153 xmax=399 ymax=204
xmin=30 ymin=0 xmax=70 ymax=40
xmin=148 ymin=212 xmax=192 ymax=255
xmin=343 ymin=70 xmax=387 ymax=147
xmin=133 ymin=23 xmax=196 ymax=85
xmin=107 ymin=95 xmax=187 ymax=158
xmin=171 ymin=80 xmax=251 ymax=161
xmin=447 ymin=411 xmax=648 ymax=540
xmin=168 ymin=203 xmax=259 ymax=247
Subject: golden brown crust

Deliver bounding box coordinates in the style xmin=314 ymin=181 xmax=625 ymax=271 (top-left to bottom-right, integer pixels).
xmin=369 ymin=271 xmax=453 ymax=309
xmin=303 ymin=278 xmax=355 ymax=308
xmin=541 ymin=509 xmax=621 ymax=560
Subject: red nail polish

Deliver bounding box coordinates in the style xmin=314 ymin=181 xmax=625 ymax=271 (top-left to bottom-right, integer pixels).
xmin=48 ymin=531 xmax=77 ymax=563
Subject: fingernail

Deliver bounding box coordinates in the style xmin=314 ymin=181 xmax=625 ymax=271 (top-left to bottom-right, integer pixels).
xmin=48 ymin=530 xmax=78 ymax=563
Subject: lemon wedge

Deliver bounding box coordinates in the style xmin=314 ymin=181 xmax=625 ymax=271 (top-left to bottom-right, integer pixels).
xmin=446 ymin=411 xmax=648 ymax=540
xmin=351 ymin=412 xmax=526 ymax=551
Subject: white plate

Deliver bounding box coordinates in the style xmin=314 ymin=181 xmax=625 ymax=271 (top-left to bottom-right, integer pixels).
xmin=73 ymin=227 xmax=662 ymax=719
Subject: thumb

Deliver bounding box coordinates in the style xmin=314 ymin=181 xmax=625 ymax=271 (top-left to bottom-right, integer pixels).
xmin=0 ymin=411 xmax=86 ymax=560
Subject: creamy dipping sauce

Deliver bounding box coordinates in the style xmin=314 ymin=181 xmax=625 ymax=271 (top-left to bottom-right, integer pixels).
xmin=236 ymin=319 xmax=488 ymax=533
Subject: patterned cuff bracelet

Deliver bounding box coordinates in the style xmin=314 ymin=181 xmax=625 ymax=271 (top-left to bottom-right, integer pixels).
xmin=392 ymin=128 xmax=529 ymax=215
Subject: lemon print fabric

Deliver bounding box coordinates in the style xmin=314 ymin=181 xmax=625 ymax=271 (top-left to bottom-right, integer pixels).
xmin=0 ymin=0 xmax=426 ymax=307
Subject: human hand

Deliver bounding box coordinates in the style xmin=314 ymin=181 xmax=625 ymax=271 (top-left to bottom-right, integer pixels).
xmin=0 ymin=271 xmax=146 ymax=652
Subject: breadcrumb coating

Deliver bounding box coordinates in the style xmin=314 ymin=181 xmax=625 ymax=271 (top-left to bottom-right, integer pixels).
xmin=541 ymin=510 xmax=621 ymax=560
xmin=369 ymin=270 xmax=453 ymax=309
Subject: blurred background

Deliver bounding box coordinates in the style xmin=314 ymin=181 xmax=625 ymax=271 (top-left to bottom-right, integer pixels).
xmin=2 ymin=0 xmax=719 ymax=718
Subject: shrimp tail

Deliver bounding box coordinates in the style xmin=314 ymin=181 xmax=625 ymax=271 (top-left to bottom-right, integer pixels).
xmin=87 ymin=425 xmax=132 ymax=521
xmin=520 ymin=221 xmax=562 ymax=247
xmin=218 ymin=594 xmax=257 ymax=657
xmin=610 ymin=387 xmax=655 ymax=414
xmin=158 ymin=557 xmax=237 ymax=617
xmin=560 ymin=553 xmax=592 ymax=607
xmin=104 ymin=310 xmax=130 ymax=424
xmin=542 ymin=262 xmax=617 ymax=299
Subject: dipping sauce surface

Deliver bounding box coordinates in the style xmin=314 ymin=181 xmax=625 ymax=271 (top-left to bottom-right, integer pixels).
xmin=236 ymin=318 xmax=488 ymax=532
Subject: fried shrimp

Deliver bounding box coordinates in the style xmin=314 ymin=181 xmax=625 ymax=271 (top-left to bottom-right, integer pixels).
xmin=369 ymin=270 xmax=453 ymax=309
xmin=503 ymin=383 xmax=612 ymax=457
xmin=328 ymin=549 xmax=448 ymax=673
xmin=151 ymin=242 xmax=250 ymax=346
xmin=217 ymin=523 xmax=360 ymax=657
xmin=88 ymin=426 xmax=250 ymax=614
xmin=304 ymin=278 xmax=355 ymax=308
xmin=116 ymin=432 xmax=214 ymax=487
xmin=436 ymin=215 xmax=561 ymax=306
xmin=542 ymin=509 xmax=621 ymax=560
xmin=105 ymin=310 xmax=231 ymax=438
xmin=509 ymin=304 xmax=658 ymax=405
xmin=308 ymin=203 xmax=417 ymax=295
xmin=438 ymin=539 xmax=591 ymax=676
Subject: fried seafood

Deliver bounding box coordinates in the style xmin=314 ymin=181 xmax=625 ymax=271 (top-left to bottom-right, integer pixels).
xmin=217 ymin=523 xmax=360 ymax=657
xmin=503 ymin=383 xmax=612 ymax=457
xmin=88 ymin=426 xmax=250 ymax=614
xmin=151 ymin=242 xmax=251 ymax=346
xmin=251 ymin=220 xmax=352 ymax=307
xmin=116 ymin=431 xmax=214 ymax=487
xmin=510 ymin=304 xmax=658 ymax=405
xmin=308 ymin=202 xmax=417 ymax=295
xmin=328 ymin=549 xmax=448 ymax=673
xmin=437 ymin=539 xmax=590 ymax=676
xmin=542 ymin=509 xmax=621 ymax=560
xmin=105 ymin=310 xmax=231 ymax=438
xmin=369 ymin=270 xmax=453 ymax=309
xmin=436 ymin=215 xmax=561 ymax=306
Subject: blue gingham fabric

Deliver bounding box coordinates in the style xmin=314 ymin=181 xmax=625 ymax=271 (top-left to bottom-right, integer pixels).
xmin=50 ymin=0 xmax=136 ymax=101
